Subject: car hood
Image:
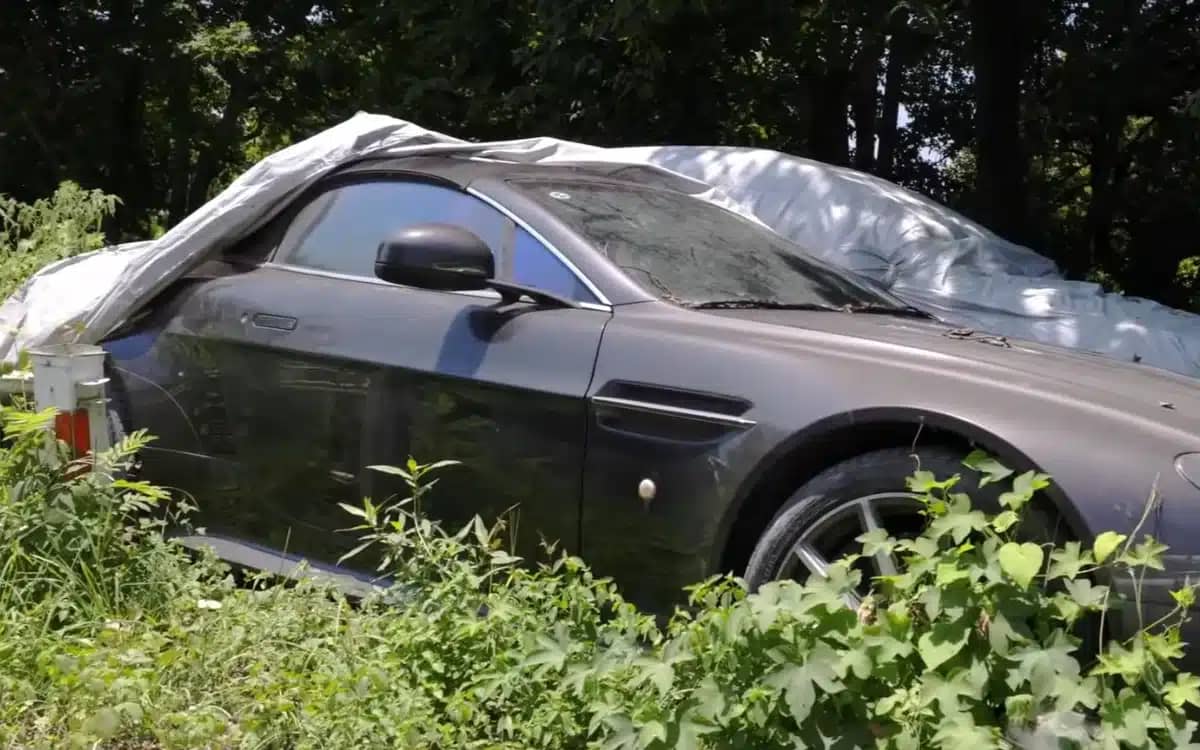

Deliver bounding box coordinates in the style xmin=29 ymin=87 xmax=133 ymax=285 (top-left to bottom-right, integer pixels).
xmin=706 ymin=308 xmax=1200 ymax=432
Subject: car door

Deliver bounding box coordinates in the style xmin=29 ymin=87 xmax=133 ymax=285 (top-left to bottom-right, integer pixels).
xmin=168 ymin=175 xmax=610 ymax=570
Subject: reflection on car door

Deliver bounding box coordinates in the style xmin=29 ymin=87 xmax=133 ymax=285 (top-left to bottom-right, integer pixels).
xmin=170 ymin=177 xmax=610 ymax=572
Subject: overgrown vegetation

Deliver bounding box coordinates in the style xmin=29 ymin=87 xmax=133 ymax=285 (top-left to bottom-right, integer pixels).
xmin=0 ymin=183 xmax=119 ymax=299
xmin=0 ymin=403 xmax=1196 ymax=749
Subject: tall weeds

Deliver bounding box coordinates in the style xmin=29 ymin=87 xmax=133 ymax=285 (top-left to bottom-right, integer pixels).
xmin=0 ymin=410 xmax=1196 ymax=748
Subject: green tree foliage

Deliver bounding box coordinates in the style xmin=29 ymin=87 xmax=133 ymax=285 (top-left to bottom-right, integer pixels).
xmin=0 ymin=0 xmax=1197 ymax=308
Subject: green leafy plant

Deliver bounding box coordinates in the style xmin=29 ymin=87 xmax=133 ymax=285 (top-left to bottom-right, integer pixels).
xmin=1 ymin=418 xmax=1194 ymax=748
xmin=0 ymin=405 xmax=186 ymax=622
xmin=543 ymin=452 xmax=1198 ymax=750
xmin=0 ymin=182 xmax=119 ymax=299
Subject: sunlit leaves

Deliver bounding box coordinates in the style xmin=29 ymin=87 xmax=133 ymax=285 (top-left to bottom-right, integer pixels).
xmin=998 ymin=471 xmax=1050 ymax=512
xmin=1093 ymin=530 xmax=1127 ymax=564
xmin=1119 ymin=535 xmax=1169 ymax=570
xmin=962 ymin=450 xmax=1014 ymax=487
xmin=1094 ymin=638 xmax=1152 ymax=682
xmin=1011 ymin=631 xmax=1080 ymax=700
xmin=997 ymin=542 xmax=1044 ymax=588
xmin=990 ymin=509 xmax=1019 ymax=533
xmin=917 ymin=618 xmax=971 ymax=670
xmin=1047 ymin=541 xmax=1092 ymax=581
xmin=1165 ymin=674 xmax=1200 ymax=710
xmin=907 ymin=470 xmax=958 ymax=494
xmin=764 ymin=643 xmax=844 ymax=723
xmin=926 ymin=499 xmax=988 ymax=544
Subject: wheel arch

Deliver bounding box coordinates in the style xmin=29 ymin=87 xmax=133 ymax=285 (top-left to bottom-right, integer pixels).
xmin=714 ymin=407 xmax=1084 ymax=576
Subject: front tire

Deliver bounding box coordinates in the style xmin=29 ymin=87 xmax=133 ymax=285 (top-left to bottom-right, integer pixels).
xmin=743 ymin=446 xmax=1059 ymax=593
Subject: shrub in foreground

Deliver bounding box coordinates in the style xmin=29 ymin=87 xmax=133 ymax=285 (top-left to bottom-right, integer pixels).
xmin=0 ymin=182 xmax=119 ymax=299
xmin=0 ymin=406 xmax=1196 ymax=749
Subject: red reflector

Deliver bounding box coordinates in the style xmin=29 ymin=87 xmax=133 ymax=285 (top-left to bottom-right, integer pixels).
xmin=54 ymin=409 xmax=92 ymax=459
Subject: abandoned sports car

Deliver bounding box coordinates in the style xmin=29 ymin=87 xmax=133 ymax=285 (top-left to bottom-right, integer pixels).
xmin=97 ymin=153 xmax=1200 ymax=655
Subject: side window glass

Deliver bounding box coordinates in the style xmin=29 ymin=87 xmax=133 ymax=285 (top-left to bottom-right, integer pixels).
xmin=511 ymin=228 xmax=595 ymax=302
xmin=277 ymin=178 xmax=599 ymax=304
xmin=278 ymin=181 xmax=509 ymax=278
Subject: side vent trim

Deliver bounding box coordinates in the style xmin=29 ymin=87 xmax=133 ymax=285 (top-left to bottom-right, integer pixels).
xmin=590 ymin=395 xmax=756 ymax=429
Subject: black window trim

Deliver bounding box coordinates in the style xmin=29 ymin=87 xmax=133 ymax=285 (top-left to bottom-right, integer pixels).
xmin=467 ymin=186 xmax=611 ymax=307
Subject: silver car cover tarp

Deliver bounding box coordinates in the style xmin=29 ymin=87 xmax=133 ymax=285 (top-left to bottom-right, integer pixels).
xmin=2 ymin=111 xmax=1198 ymax=379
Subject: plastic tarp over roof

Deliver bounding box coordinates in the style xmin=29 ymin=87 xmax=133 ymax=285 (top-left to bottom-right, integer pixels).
xmin=2 ymin=112 xmax=1198 ymax=379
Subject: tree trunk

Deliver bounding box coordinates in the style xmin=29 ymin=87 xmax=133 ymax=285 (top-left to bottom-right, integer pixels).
xmin=968 ymin=0 xmax=1031 ymax=242
xmin=165 ymin=65 xmax=195 ymax=225
xmin=187 ymin=74 xmax=252 ymax=210
xmin=809 ymin=24 xmax=851 ymax=166
xmin=1082 ymin=0 xmax=1147 ymax=276
xmin=876 ymin=9 xmax=910 ymax=180
xmin=1084 ymin=121 xmax=1119 ymax=276
xmin=852 ymin=28 xmax=883 ymax=172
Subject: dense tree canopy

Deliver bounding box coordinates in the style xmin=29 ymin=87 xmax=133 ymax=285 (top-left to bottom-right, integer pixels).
xmin=1 ymin=0 xmax=1197 ymax=308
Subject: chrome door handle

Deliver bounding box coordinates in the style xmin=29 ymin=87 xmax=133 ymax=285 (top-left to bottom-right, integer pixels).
xmin=250 ymin=313 xmax=298 ymax=331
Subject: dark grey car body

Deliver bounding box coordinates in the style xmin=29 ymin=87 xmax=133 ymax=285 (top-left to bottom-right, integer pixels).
xmin=100 ymin=154 xmax=1200 ymax=646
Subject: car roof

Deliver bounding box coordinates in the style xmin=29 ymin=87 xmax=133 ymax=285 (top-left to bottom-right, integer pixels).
xmin=332 ymin=153 xmax=712 ymax=195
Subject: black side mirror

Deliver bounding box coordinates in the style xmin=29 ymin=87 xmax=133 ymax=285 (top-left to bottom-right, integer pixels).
xmin=374 ymin=223 xmax=495 ymax=291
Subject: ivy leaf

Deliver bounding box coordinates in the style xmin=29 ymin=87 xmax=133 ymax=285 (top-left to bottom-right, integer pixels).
xmin=1101 ymin=691 xmax=1152 ymax=749
xmin=907 ymin=470 xmax=958 ymax=493
xmin=1146 ymin=629 xmax=1186 ymax=664
xmin=1093 ymin=639 xmax=1150 ymax=682
xmin=864 ymin=631 xmax=914 ymax=664
xmin=1047 ymin=541 xmax=1092 ymax=581
xmin=917 ymin=618 xmax=970 ymax=670
xmin=931 ymin=714 xmax=994 ymax=745
xmin=921 ymin=671 xmax=978 ymax=715
xmin=1052 ymin=579 xmax=1108 ymax=624
xmin=991 ymin=510 xmax=1019 ymax=533
xmin=764 ymin=644 xmax=843 ymax=723
xmin=935 ymin=562 xmax=971 ymax=586
xmin=1092 ymin=531 xmax=1127 ymax=564
xmin=669 ymin=709 xmax=719 ymax=750
xmin=927 ymin=506 xmax=989 ymax=545
xmin=519 ymin=630 xmax=569 ymax=672
xmin=689 ymin=677 xmax=726 ymax=722
xmin=1012 ymin=631 xmax=1080 ymax=700
xmin=1172 ymin=584 xmax=1197 ymax=610
xmin=1118 ymin=536 xmax=1168 ymax=571
xmin=998 ymin=470 xmax=1050 ymax=511
xmin=1166 ymin=719 xmax=1200 ymax=750
xmin=1051 ymin=674 xmax=1101 ymax=711
xmin=986 ymin=611 xmax=1025 ymax=656
xmin=857 ymin=527 xmax=896 ymax=559
xmin=1062 ymin=578 xmax=1108 ymax=609
xmin=631 ymin=658 xmax=675 ymax=696
xmin=998 ymin=542 xmax=1044 ymax=588
xmin=1050 ymin=592 xmax=1082 ymax=624
xmin=597 ymin=714 xmax=639 ymax=750
xmin=962 ymin=450 xmax=1014 ymax=487
xmin=837 ymin=647 xmax=873 ymax=680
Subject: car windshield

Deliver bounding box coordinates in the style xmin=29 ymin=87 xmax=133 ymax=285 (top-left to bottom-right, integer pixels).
xmin=507 ymin=178 xmax=907 ymax=310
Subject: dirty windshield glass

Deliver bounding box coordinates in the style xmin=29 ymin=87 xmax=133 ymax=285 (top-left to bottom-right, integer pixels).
xmin=508 ymin=179 xmax=903 ymax=308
